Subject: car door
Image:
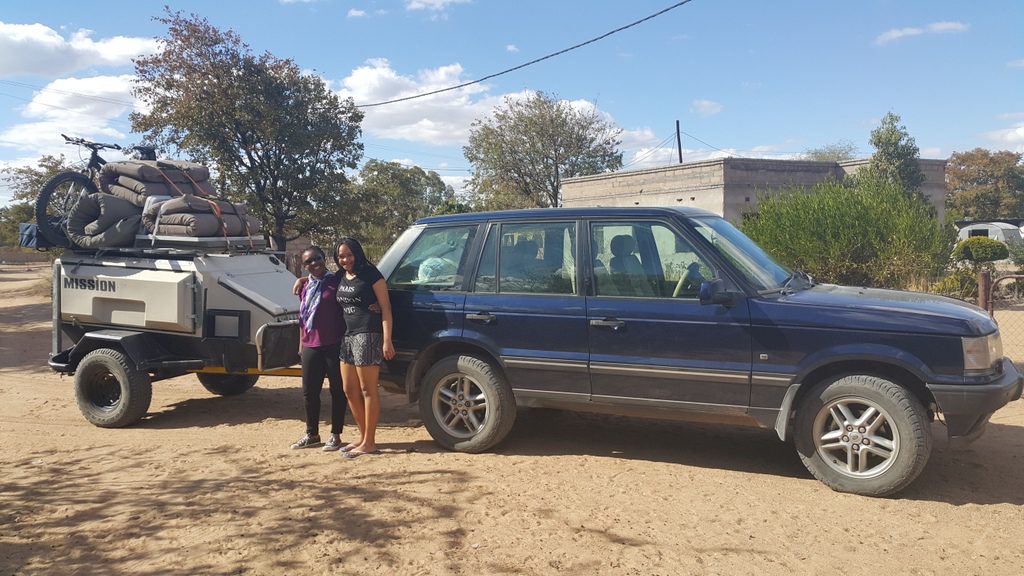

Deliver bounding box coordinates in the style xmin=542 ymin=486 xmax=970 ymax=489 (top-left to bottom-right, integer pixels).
xmin=386 ymin=224 xmax=479 ymax=376
xmin=586 ymin=218 xmax=752 ymax=410
xmin=463 ymin=220 xmax=590 ymax=401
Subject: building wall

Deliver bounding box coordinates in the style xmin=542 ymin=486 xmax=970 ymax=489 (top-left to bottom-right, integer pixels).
xmin=561 ymin=157 xmax=947 ymax=223
xmin=560 ymin=160 xmax=726 ymax=215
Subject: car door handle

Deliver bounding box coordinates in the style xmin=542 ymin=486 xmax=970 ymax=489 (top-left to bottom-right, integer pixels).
xmin=466 ymin=312 xmax=496 ymax=324
xmin=589 ymin=318 xmax=626 ymax=331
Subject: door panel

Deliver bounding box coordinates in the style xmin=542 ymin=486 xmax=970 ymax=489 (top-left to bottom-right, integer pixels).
xmin=468 ymin=221 xmax=589 ymax=399
xmin=587 ymin=220 xmax=752 ymax=408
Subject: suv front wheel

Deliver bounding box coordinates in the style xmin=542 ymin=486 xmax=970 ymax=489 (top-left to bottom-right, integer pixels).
xmin=794 ymin=374 xmax=932 ymax=497
xmin=419 ymin=354 xmax=516 ymax=453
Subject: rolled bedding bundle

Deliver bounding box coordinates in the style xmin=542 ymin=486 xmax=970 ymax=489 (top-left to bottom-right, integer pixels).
xmin=99 ymin=160 xmax=215 ymax=207
xmin=67 ymin=193 xmax=142 ymax=248
xmin=142 ymin=195 xmax=261 ymax=237
xmin=106 ymin=179 xmax=215 ymax=207
xmin=101 ymin=159 xmax=210 ymax=183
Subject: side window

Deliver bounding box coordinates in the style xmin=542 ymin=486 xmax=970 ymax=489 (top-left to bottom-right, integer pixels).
xmin=591 ymin=221 xmax=715 ymax=298
xmin=474 ymin=225 xmax=498 ymax=293
xmin=474 ymin=221 xmax=577 ymax=295
xmin=388 ymin=225 xmax=477 ymax=291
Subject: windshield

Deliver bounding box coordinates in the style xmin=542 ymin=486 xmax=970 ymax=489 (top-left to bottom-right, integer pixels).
xmin=689 ymin=216 xmax=791 ymax=292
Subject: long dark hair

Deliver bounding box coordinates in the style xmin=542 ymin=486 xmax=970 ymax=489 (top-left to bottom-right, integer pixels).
xmin=334 ymin=237 xmax=370 ymax=272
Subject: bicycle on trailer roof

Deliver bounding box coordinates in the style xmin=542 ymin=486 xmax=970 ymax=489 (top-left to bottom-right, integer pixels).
xmin=34 ymin=133 xmax=157 ymax=248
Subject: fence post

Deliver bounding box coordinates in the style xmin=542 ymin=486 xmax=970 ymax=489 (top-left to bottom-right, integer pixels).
xmin=978 ymin=270 xmax=992 ymax=313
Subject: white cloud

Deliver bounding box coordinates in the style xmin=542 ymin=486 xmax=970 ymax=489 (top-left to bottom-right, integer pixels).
xmin=0 ymin=22 xmax=160 ymax=78
xmin=927 ymin=21 xmax=969 ymax=34
xmin=690 ymin=99 xmax=723 ymax=117
xmin=1009 ymin=59 xmax=1024 ymax=69
xmin=348 ymin=9 xmax=367 ymax=18
xmin=875 ymin=21 xmax=968 ymax=45
xmin=506 ymin=44 xmax=519 ymax=53
xmin=875 ymin=27 xmax=924 ymax=45
xmin=984 ymin=121 xmax=1024 ymax=153
xmin=336 ymin=58 xmax=506 ymax=146
xmin=0 ymin=75 xmax=137 ymax=156
xmin=919 ymin=146 xmax=943 ymax=158
xmin=405 ymin=0 xmax=471 ymax=11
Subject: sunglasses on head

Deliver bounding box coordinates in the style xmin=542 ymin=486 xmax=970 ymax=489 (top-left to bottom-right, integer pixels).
xmin=303 ymin=254 xmax=325 ymax=266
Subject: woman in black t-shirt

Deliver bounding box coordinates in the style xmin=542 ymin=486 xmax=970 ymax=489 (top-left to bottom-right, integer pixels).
xmin=334 ymin=237 xmax=395 ymax=459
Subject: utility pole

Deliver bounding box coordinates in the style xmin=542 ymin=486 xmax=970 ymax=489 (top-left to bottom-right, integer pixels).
xmin=675 ymin=120 xmax=683 ymax=164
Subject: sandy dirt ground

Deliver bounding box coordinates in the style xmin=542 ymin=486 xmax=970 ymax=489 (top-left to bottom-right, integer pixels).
xmin=2 ymin=263 xmax=1024 ymax=576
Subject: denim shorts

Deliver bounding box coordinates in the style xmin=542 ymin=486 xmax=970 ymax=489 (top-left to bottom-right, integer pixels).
xmin=341 ymin=332 xmax=384 ymax=366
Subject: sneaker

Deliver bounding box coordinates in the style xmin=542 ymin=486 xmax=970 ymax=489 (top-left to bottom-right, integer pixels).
xmin=322 ymin=434 xmax=342 ymax=451
xmin=291 ymin=434 xmax=321 ymax=449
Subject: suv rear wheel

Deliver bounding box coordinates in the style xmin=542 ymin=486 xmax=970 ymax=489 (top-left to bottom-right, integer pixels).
xmin=794 ymin=374 xmax=932 ymax=497
xmin=419 ymin=354 xmax=516 ymax=453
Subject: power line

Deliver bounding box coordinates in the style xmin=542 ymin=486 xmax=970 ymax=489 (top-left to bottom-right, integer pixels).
xmin=356 ymin=0 xmax=696 ymax=108
xmin=622 ymin=133 xmax=677 ymax=168
xmin=680 ymin=129 xmax=730 ymax=154
xmin=0 ymin=79 xmax=136 ymax=107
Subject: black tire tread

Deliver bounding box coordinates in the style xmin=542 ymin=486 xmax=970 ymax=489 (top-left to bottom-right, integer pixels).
xmin=196 ymin=373 xmax=259 ymax=396
xmin=35 ymin=171 xmax=96 ymax=247
xmin=74 ymin=348 xmax=152 ymax=428
xmin=419 ymin=354 xmax=516 ymax=453
xmin=795 ymin=374 xmax=932 ymax=497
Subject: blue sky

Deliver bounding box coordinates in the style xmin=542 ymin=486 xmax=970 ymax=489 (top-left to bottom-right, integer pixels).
xmin=1 ymin=0 xmax=1022 ymax=205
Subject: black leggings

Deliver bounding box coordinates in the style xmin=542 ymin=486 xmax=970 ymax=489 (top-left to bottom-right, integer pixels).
xmin=300 ymin=342 xmax=345 ymax=436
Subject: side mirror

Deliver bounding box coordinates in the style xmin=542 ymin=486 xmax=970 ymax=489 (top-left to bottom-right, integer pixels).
xmin=699 ymin=279 xmax=734 ymax=306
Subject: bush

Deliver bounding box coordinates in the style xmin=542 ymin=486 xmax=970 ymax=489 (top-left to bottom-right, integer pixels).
xmin=740 ymin=174 xmax=952 ymax=288
xmin=952 ymin=236 xmax=1009 ymax=263
xmin=930 ymin=269 xmax=978 ymax=302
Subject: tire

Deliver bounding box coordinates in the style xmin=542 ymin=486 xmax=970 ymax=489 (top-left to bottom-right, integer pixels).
xmin=74 ymin=348 xmax=153 ymax=428
xmin=196 ymin=373 xmax=259 ymax=396
xmin=794 ymin=374 xmax=932 ymax=497
xmin=35 ymin=171 xmax=97 ymax=248
xmin=418 ymin=354 xmax=516 ymax=453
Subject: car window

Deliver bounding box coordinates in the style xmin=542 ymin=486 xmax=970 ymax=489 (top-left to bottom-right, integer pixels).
xmin=473 ymin=221 xmax=577 ymax=295
xmin=591 ymin=221 xmax=715 ymax=298
xmin=388 ymin=225 xmax=477 ymax=291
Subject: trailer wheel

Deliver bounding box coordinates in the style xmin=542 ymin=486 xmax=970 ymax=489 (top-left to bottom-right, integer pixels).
xmin=197 ymin=373 xmax=259 ymax=396
xmin=75 ymin=348 xmax=152 ymax=428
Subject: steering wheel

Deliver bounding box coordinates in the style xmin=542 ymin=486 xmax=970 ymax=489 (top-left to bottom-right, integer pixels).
xmin=672 ymin=264 xmax=703 ymax=298
xmin=672 ymin=270 xmax=692 ymax=298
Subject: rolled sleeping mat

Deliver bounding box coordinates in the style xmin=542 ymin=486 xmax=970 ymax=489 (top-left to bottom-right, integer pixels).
xmin=66 ymin=193 xmax=143 ymax=248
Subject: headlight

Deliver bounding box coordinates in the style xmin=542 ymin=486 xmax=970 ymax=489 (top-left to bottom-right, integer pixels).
xmin=962 ymin=331 xmax=1003 ymax=375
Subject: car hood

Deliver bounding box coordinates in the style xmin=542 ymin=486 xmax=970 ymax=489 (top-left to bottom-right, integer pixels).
xmin=753 ymin=283 xmax=997 ymax=337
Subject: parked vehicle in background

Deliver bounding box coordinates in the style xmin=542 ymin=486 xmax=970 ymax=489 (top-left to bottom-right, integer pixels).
xmin=375 ymin=207 xmax=1023 ymax=497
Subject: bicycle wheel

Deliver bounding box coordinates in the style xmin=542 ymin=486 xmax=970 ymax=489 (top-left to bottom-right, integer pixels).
xmin=35 ymin=171 xmax=97 ymax=247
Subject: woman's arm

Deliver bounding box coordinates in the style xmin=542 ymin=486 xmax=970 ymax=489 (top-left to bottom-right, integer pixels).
xmin=371 ymin=278 xmax=395 ymax=360
xmin=292 ymin=275 xmax=308 ymax=296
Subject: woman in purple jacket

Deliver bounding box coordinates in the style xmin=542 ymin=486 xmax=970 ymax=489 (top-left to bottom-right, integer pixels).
xmin=290 ymin=246 xmax=348 ymax=451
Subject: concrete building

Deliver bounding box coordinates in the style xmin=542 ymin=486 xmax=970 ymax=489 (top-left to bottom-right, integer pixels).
xmin=561 ymin=157 xmax=947 ymax=223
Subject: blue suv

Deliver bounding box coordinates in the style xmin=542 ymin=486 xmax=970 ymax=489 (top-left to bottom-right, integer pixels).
xmin=376 ymin=207 xmax=1022 ymax=496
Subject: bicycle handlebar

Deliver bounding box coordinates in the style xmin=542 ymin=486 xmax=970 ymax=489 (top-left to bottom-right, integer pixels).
xmin=60 ymin=133 xmax=156 ymax=159
xmin=61 ymin=133 xmax=122 ymax=151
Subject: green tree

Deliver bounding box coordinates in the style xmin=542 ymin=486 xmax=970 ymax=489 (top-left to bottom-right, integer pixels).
xmin=866 ymin=111 xmax=926 ymax=193
xmin=131 ymin=10 xmax=364 ymax=250
xmin=741 ymin=172 xmax=952 ymax=288
xmin=332 ymin=160 xmax=456 ymax=259
xmin=0 ymin=203 xmax=35 ymax=246
xmin=951 ymin=236 xmax=1009 ymax=263
xmin=946 ymin=148 xmax=1024 ymax=220
xmin=464 ymin=91 xmax=623 ymax=208
xmin=802 ymin=140 xmax=858 ymax=162
xmin=0 ymin=155 xmax=75 ymax=246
